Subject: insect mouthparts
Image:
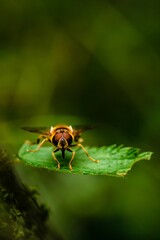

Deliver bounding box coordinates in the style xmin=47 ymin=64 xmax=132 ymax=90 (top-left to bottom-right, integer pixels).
xmin=60 ymin=137 xmax=67 ymax=147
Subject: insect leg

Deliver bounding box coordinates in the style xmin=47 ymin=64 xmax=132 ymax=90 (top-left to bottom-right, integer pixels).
xmin=67 ymin=148 xmax=75 ymax=170
xmin=52 ymin=149 xmax=60 ymax=169
xmin=76 ymin=143 xmax=99 ymax=163
xmin=28 ymin=138 xmax=48 ymax=152
xmin=37 ymin=135 xmax=43 ymax=144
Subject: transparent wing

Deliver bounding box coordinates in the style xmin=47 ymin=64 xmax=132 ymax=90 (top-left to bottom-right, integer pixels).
xmin=72 ymin=124 xmax=99 ymax=142
xmin=21 ymin=127 xmax=51 ymax=136
xmin=72 ymin=124 xmax=98 ymax=134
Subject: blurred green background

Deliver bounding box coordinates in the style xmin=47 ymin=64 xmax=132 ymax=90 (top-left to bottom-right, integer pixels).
xmin=0 ymin=0 xmax=160 ymax=239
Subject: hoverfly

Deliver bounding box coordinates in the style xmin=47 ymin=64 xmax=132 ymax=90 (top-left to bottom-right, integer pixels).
xmin=22 ymin=124 xmax=99 ymax=170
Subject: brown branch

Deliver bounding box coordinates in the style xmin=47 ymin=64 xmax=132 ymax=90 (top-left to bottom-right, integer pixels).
xmin=0 ymin=148 xmax=62 ymax=240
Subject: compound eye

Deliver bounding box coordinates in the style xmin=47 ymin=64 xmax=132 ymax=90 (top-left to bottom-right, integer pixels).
xmin=52 ymin=132 xmax=62 ymax=146
xmin=64 ymin=133 xmax=73 ymax=145
xmin=51 ymin=131 xmax=73 ymax=147
xmin=52 ymin=136 xmax=58 ymax=146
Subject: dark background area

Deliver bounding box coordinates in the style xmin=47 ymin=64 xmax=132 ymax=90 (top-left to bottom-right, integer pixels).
xmin=0 ymin=0 xmax=160 ymax=239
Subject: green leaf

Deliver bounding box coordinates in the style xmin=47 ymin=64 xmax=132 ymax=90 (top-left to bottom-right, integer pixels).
xmin=18 ymin=142 xmax=152 ymax=177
